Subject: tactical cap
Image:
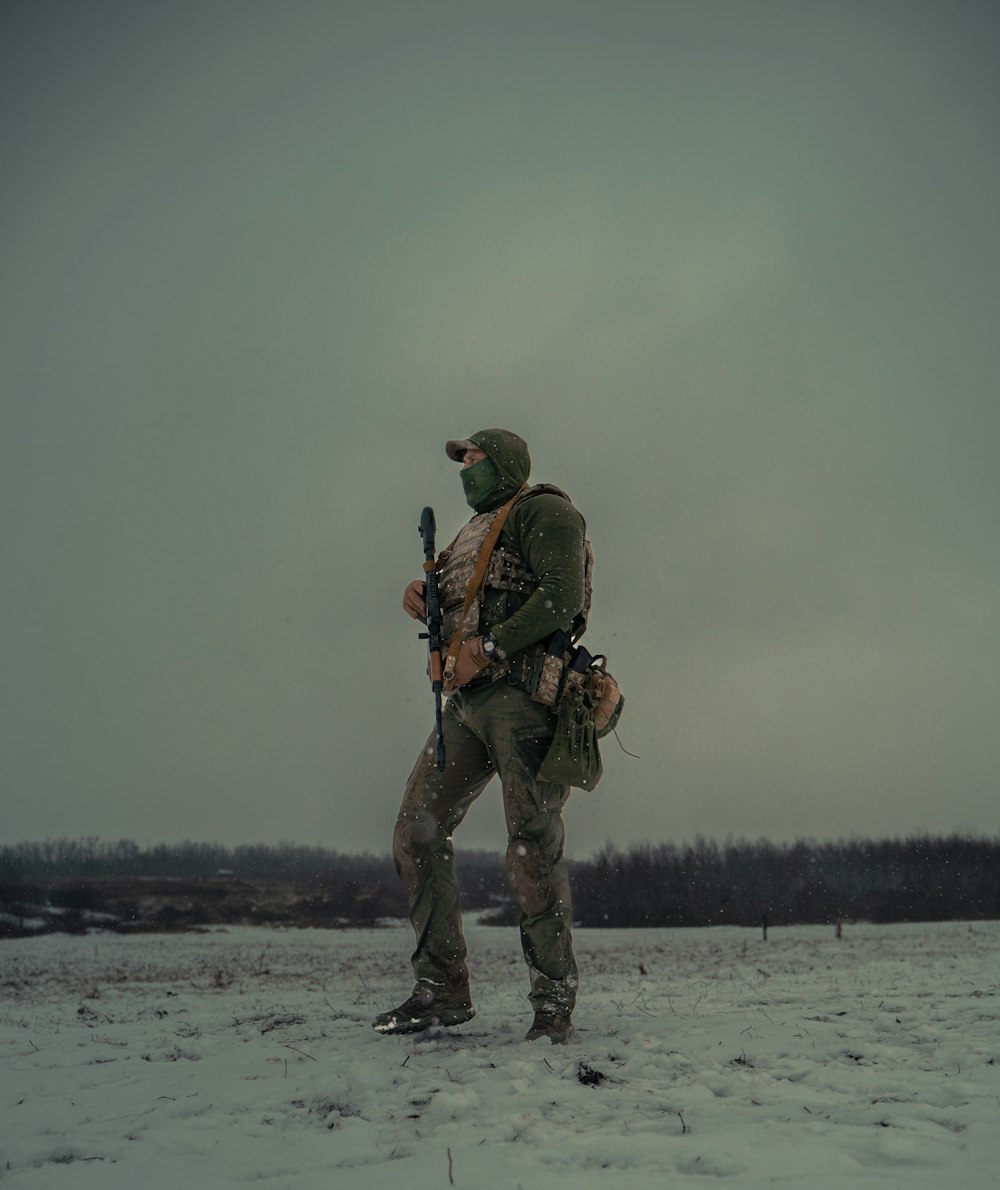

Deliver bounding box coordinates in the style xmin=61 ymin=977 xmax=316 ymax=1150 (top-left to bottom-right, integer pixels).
xmin=445 ymin=429 xmax=531 ymax=487
xmin=445 ymin=438 xmax=477 ymax=461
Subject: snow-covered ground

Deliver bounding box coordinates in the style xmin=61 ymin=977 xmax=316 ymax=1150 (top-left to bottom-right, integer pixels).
xmin=2 ymin=918 xmax=998 ymax=1188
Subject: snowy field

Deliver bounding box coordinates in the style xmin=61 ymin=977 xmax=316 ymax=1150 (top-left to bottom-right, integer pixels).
xmin=2 ymin=918 xmax=999 ymax=1189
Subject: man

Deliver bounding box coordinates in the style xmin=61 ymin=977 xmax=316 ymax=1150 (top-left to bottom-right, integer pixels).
xmin=373 ymin=428 xmax=588 ymax=1044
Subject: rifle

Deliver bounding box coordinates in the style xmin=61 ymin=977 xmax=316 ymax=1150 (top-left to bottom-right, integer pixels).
xmin=418 ymin=507 xmax=446 ymax=771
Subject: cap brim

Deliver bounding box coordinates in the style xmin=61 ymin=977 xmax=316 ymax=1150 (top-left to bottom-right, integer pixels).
xmin=445 ymin=438 xmax=476 ymax=461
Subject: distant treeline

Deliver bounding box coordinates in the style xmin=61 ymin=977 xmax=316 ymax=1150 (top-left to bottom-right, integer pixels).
xmin=0 ymin=838 xmax=393 ymax=882
xmin=2 ymin=834 xmax=999 ymax=929
xmin=569 ymin=836 xmax=1000 ymax=927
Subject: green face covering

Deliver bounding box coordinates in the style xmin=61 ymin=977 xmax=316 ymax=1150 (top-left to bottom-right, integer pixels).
xmin=460 ymin=457 xmax=501 ymax=510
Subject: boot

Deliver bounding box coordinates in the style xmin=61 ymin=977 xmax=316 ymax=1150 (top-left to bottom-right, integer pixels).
xmin=372 ymin=980 xmax=474 ymax=1036
xmin=525 ymin=1009 xmax=573 ymax=1044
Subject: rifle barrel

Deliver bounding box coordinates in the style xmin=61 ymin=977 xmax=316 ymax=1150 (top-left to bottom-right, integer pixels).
xmin=418 ymin=506 xmax=446 ymax=771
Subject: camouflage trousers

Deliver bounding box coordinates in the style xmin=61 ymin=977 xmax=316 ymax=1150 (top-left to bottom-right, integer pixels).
xmin=393 ymin=681 xmax=578 ymax=1017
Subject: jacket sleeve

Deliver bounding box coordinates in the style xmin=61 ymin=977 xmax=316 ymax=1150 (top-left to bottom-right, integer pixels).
xmin=488 ymin=493 xmax=586 ymax=658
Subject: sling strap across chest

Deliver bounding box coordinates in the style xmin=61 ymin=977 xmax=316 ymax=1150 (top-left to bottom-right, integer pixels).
xmin=441 ymin=484 xmax=527 ymax=683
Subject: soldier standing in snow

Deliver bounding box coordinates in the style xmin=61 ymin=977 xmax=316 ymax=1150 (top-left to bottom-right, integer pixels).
xmin=373 ymin=429 xmax=588 ymax=1044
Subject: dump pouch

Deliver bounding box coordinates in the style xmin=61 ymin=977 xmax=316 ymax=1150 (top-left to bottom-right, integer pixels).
xmin=538 ymin=686 xmax=604 ymax=791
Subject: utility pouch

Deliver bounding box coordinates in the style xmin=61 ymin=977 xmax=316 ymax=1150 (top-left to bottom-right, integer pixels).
xmin=581 ymin=656 xmax=625 ymax=739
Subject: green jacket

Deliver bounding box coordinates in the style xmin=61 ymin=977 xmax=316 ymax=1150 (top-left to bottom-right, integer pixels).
xmin=461 ymin=429 xmax=587 ymax=660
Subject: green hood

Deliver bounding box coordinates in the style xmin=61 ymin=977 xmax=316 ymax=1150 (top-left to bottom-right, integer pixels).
xmin=464 ymin=428 xmax=531 ymax=512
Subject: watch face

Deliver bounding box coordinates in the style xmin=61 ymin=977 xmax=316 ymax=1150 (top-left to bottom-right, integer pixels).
xmin=483 ymin=638 xmax=496 ymax=655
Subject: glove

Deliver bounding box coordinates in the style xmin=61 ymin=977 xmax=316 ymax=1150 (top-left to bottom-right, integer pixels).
xmin=443 ymin=636 xmax=491 ymax=692
xmin=402 ymin=579 xmax=427 ymax=620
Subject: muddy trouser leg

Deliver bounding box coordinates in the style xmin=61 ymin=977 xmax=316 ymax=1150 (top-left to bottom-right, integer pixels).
xmin=469 ymin=685 xmax=578 ymax=1018
xmin=393 ymin=698 xmax=494 ymax=995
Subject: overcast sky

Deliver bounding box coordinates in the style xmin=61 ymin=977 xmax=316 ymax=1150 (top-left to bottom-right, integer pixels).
xmin=2 ymin=0 xmax=998 ymax=860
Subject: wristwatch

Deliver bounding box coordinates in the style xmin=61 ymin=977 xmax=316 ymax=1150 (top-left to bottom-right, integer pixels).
xmin=481 ymin=634 xmax=505 ymax=662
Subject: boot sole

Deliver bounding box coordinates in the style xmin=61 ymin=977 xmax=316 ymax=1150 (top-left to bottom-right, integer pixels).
xmin=525 ymin=1021 xmax=574 ymax=1044
xmin=372 ymin=1006 xmax=476 ymax=1035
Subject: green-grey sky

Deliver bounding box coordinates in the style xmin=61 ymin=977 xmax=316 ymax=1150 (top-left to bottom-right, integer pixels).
xmin=2 ymin=0 xmax=998 ymax=857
